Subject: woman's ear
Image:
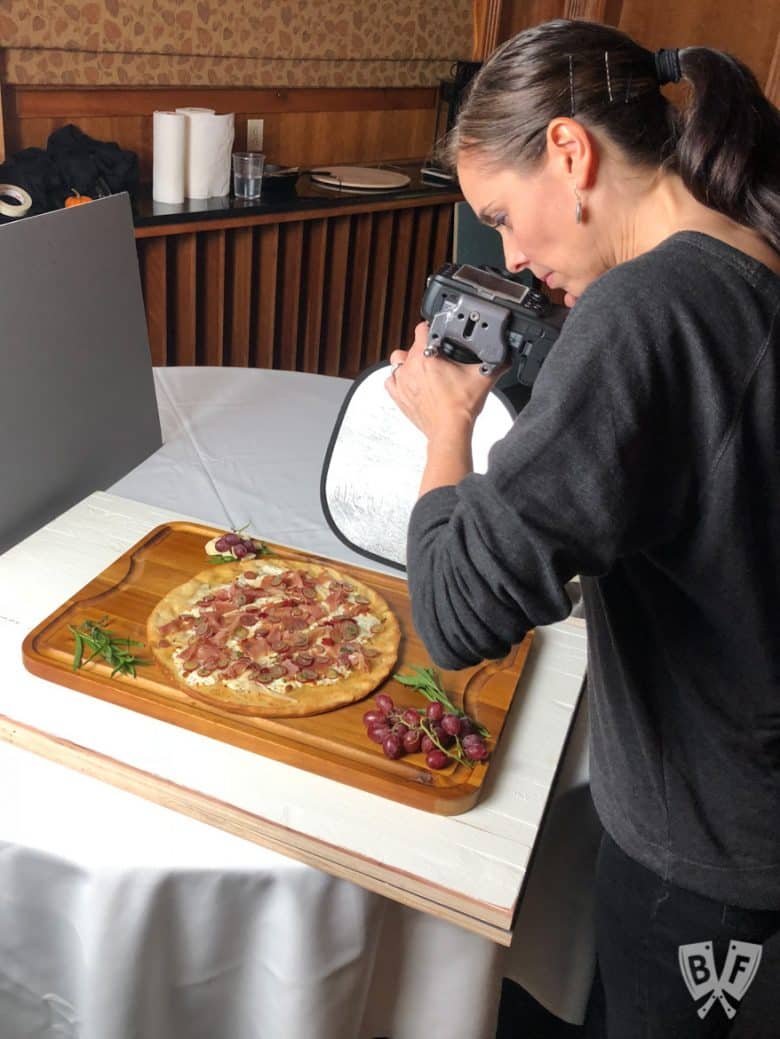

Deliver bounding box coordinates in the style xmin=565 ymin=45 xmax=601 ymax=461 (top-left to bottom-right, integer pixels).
xmin=545 ymin=118 xmax=598 ymax=190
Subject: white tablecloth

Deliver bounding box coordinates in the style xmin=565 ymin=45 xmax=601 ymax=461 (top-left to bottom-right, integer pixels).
xmin=0 ymin=367 xmax=599 ymax=1038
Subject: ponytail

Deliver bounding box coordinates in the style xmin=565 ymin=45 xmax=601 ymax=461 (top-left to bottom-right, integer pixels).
xmin=674 ymin=48 xmax=780 ymax=252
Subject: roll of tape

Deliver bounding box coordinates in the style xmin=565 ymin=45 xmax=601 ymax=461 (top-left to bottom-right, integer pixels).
xmin=0 ymin=184 xmax=33 ymax=218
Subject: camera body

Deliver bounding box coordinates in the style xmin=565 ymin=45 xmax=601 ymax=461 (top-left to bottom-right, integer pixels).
xmin=420 ymin=263 xmax=568 ymax=388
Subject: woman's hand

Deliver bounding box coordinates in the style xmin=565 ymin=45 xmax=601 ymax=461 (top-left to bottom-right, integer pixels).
xmin=384 ymin=321 xmax=506 ymax=497
xmin=385 ymin=321 xmax=504 ymax=445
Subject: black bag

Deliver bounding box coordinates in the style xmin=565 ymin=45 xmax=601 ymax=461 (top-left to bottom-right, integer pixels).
xmin=46 ymin=124 xmax=139 ymax=200
xmin=0 ymin=124 xmax=139 ymax=223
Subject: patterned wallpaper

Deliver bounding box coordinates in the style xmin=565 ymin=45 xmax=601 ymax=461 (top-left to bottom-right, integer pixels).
xmin=1 ymin=0 xmax=473 ymax=86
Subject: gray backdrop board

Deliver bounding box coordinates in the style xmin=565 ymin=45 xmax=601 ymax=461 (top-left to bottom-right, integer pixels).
xmin=0 ymin=193 xmax=162 ymax=553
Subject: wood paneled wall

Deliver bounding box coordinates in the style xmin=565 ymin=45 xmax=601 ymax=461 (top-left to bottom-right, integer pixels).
xmin=0 ymin=81 xmax=5 ymax=163
xmin=135 ymin=199 xmax=455 ymax=376
xmin=1 ymin=82 xmax=455 ymax=376
xmin=474 ymin=0 xmax=780 ymax=103
xmin=2 ymin=85 xmax=439 ymax=179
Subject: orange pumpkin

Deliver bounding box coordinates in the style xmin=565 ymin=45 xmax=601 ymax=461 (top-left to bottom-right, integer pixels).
xmin=65 ymin=188 xmax=93 ymax=207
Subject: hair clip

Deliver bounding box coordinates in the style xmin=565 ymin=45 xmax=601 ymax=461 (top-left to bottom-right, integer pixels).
xmin=567 ymin=54 xmax=576 ymax=116
xmin=604 ymin=51 xmax=614 ymax=103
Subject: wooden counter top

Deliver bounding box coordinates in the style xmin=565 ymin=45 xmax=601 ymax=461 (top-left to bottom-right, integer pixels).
xmin=133 ymin=163 xmax=461 ymax=236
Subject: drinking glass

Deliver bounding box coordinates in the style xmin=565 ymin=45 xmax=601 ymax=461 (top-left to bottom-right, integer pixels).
xmin=232 ymin=152 xmax=265 ymax=200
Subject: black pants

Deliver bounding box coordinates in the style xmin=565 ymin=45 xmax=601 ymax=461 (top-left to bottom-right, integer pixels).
xmin=594 ymin=832 xmax=780 ymax=1039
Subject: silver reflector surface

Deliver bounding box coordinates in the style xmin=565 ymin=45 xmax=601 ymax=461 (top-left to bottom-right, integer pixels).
xmin=321 ymin=363 xmax=515 ymax=569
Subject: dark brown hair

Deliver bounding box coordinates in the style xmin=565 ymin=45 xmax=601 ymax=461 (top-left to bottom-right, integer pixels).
xmin=443 ymin=20 xmax=780 ymax=252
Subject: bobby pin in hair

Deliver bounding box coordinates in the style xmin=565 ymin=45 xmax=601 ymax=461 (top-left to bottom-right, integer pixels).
xmin=624 ymin=68 xmax=633 ymax=103
xmin=604 ymin=51 xmax=614 ymax=103
xmin=568 ymin=55 xmax=576 ymax=116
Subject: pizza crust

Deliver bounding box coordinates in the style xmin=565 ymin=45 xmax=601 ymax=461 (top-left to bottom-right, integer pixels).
xmin=147 ymin=557 xmax=401 ymax=717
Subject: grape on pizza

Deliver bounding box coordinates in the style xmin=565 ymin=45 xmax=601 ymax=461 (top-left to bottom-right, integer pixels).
xmin=147 ymin=558 xmax=401 ymax=717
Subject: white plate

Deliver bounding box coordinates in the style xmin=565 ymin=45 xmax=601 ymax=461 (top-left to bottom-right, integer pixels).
xmin=310 ymin=166 xmax=411 ymax=191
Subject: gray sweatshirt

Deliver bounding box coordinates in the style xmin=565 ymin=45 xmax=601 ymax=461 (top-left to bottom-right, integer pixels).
xmin=407 ymin=232 xmax=780 ymax=909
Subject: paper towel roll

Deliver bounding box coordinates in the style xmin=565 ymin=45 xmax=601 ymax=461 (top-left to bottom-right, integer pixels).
xmin=152 ymin=110 xmax=186 ymax=204
xmin=176 ymin=108 xmax=235 ymax=199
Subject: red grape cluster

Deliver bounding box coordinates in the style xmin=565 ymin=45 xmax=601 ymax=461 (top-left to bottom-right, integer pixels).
xmin=363 ymin=692 xmax=489 ymax=769
xmin=213 ymin=531 xmax=263 ymax=559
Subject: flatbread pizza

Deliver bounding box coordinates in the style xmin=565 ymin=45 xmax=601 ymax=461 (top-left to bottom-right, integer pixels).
xmin=147 ymin=556 xmax=401 ymax=717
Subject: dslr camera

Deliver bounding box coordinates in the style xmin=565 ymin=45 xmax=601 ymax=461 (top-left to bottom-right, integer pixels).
xmin=420 ymin=264 xmax=568 ymax=394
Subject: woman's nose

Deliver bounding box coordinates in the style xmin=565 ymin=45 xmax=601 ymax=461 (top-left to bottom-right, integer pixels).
xmin=502 ymin=242 xmax=529 ymax=273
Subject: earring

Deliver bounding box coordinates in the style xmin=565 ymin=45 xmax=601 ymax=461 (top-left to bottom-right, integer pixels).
xmin=574 ymin=186 xmax=584 ymax=225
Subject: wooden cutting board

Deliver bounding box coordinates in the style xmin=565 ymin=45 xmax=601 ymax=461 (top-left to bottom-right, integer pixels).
xmin=22 ymin=521 xmax=533 ymax=815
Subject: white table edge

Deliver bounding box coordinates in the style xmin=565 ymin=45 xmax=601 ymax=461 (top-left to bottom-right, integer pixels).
xmin=0 ymin=710 xmax=518 ymax=944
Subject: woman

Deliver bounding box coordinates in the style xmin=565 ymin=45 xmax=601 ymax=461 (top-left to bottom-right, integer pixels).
xmin=386 ymin=20 xmax=780 ymax=1038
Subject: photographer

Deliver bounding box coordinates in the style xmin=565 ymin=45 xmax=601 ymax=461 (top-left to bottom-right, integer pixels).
xmin=386 ymin=19 xmax=780 ymax=1037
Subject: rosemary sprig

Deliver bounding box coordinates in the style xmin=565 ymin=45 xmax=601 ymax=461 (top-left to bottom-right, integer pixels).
xmin=68 ymin=616 xmax=149 ymax=678
xmin=393 ymin=666 xmax=490 ymax=738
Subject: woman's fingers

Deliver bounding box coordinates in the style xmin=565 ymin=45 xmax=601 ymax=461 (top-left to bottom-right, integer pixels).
xmin=411 ymin=321 xmax=430 ymax=351
xmin=388 ymin=348 xmax=408 ymax=368
xmin=388 ymin=322 xmax=431 ymax=371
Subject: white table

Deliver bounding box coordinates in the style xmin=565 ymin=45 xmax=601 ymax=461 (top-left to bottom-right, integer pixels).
xmin=0 ymin=367 xmax=599 ymax=1038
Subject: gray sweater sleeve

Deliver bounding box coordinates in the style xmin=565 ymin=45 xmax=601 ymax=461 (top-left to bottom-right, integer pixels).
xmin=406 ymin=264 xmax=703 ymax=670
